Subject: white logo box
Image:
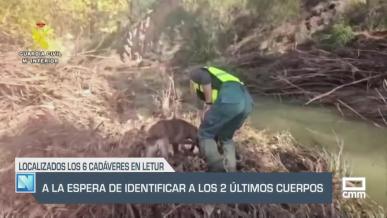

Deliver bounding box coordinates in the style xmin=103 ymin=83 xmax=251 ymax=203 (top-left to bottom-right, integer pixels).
xmin=342 ymin=177 xmax=366 ymax=191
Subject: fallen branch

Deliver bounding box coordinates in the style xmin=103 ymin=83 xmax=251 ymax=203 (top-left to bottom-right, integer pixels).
xmin=305 ymin=74 xmax=384 ymax=105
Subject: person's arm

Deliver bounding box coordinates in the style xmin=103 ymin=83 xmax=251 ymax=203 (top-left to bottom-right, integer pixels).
xmin=189 ymin=68 xmax=212 ymax=120
xmin=201 ymin=83 xmax=212 ymax=120
xmin=202 ymin=83 xmax=212 ymax=104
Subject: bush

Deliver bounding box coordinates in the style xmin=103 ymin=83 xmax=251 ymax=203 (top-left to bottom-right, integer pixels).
xmin=318 ymin=23 xmax=355 ymax=48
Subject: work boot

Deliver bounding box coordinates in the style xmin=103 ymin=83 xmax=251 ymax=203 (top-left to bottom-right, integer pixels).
xmin=223 ymin=140 xmax=237 ymax=172
xmin=199 ymin=139 xmax=225 ymax=172
xmin=208 ymin=160 xmax=225 ymax=172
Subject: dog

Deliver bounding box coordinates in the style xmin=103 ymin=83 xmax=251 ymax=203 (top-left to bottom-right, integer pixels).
xmin=144 ymin=118 xmax=198 ymax=158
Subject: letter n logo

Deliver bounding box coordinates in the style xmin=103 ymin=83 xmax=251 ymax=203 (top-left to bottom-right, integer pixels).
xmin=16 ymin=173 xmax=36 ymax=193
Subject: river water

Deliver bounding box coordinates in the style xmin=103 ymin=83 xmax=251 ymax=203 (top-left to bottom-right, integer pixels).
xmin=250 ymin=97 xmax=387 ymax=207
xmin=135 ymin=70 xmax=386 ymax=207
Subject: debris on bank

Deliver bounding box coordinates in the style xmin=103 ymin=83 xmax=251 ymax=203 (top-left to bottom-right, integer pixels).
xmin=230 ymin=32 xmax=387 ymax=128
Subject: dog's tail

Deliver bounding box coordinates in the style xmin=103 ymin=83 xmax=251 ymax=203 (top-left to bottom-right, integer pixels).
xmin=170 ymin=113 xmax=177 ymax=120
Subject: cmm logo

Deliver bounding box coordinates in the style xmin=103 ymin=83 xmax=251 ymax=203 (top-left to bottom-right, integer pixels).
xmin=16 ymin=173 xmax=36 ymax=193
xmin=342 ymin=177 xmax=366 ymax=199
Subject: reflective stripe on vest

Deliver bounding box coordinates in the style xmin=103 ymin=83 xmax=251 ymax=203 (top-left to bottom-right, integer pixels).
xmin=192 ymin=66 xmax=243 ymax=103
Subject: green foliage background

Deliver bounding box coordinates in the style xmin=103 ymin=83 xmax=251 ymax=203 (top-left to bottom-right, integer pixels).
xmin=0 ymin=0 xmax=130 ymax=47
xmin=0 ymin=0 xmax=386 ymax=59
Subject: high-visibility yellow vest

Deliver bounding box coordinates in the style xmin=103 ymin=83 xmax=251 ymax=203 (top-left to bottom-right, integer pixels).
xmin=191 ymin=66 xmax=243 ymax=103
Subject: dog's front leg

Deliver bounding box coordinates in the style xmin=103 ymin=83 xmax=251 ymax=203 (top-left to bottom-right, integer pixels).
xmin=145 ymin=142 xmax=159 ymax=157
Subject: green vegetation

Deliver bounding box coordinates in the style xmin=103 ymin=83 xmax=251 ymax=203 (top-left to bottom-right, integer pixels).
xmin=165 ymin=0 xmax=302 ymax=63
xmin=0 ymin=0 xmax=130 ymax=50
xmin=345 ymin=0 xmax=387 ymax=31
xmin=246 ymin=0 xmax=301 ymax=24
xmin=318 ymin=22 xmax=356 ymax=48
xmin=1 ymin=0 xmax=386 ymax=55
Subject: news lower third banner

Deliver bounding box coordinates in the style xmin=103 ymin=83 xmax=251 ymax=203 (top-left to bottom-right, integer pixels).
xmin=15 ymin=158 xmax=333 ymax=204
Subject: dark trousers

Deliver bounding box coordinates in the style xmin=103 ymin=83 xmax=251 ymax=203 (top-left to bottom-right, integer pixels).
xmin=198 ymin=82 xmax=253 ymax=171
